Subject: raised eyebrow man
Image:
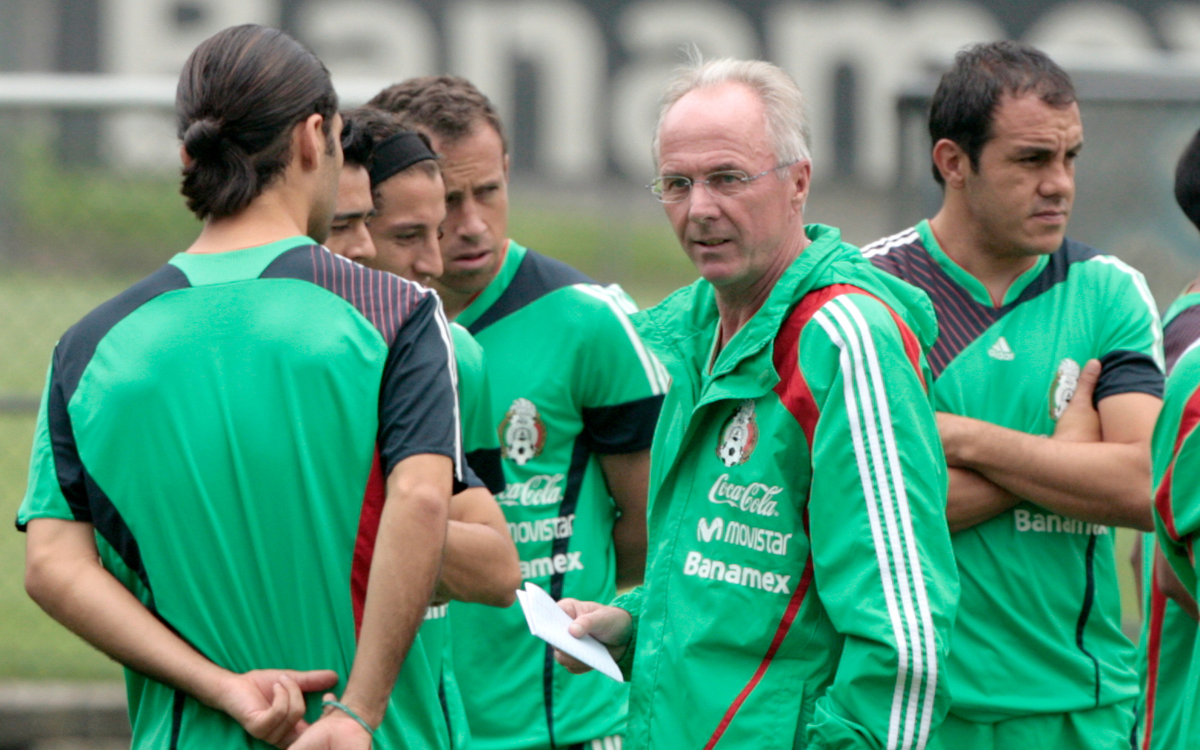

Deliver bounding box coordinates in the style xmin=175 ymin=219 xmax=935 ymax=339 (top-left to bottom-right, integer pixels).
xmin=1143 ymin=128 xmax=1200 ymax=750
xmin=554 ymin=56 xmax=958 ymax=750
xmin=864 ymin=40 xmax=1164 ymax=749
xmin=327 ymin=106 xmax=521 ymax=750
xmin=368 ymin=76 xmax=666 ymax=750
xmin=19 ymin=24 xmax=461 ymax=750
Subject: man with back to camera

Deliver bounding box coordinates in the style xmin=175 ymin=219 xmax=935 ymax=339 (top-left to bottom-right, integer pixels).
xmin=328 ymin=106 xmax=521 ymax=750
xmin=368 ymin=77 xmax=666 ymax=750
xmin=555 ymin=56 xmax=959 ymax=750
xmin=864 ymin=40 xmax=1164 ymax=748
xmin=1140 ymin=128 xmax=1200 ymax=750
xmin=18 ymin=24 xmax=462 ymax=750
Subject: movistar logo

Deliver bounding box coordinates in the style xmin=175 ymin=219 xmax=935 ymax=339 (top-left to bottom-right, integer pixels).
xmin=988 ymin=337 xmax=1015 ymax=361
xmin=697 ymin=517 xmax=793 ymax=555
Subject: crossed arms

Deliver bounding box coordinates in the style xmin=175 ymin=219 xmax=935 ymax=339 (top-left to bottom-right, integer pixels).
xmin=941 ymin=358 xmax=1161 ymax=533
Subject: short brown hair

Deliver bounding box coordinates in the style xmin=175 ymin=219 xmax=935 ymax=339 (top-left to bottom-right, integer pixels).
xmin=368 ymin=75 xmax=507 ymax=152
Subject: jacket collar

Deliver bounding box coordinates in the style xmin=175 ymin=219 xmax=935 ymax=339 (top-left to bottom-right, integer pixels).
xmin=635 ymin=224 xmax=850 ymax=402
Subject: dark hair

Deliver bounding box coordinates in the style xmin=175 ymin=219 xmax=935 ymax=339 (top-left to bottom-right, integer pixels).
xmin=340 ymin=107 xmax=438 ymax=181
xmin=176 ymin=24 xmax=338 ymax=220
xmin=1176 ymin=129 xmax=1200 ymax=232
xmin=339 ymin=110 xmax=376 ymax=169
xmin=368 ymin=75 xmax=507 ymax=152
xmin=928 ymin=40 xmax=1075 ymax=186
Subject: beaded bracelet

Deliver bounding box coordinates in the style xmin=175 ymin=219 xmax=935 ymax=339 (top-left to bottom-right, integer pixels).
xmin=322 ymin=699 xmax=375 ymax=736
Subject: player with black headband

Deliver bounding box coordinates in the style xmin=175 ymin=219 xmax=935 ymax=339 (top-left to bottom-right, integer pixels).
xmin=18 ymin=25 xmax=462 ymax=750
xmin=327 ymin=108 xmax=520 ymax=750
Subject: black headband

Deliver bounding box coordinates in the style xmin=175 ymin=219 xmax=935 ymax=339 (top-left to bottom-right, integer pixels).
xmin=368 ymin=131 xmax=437 ymax=187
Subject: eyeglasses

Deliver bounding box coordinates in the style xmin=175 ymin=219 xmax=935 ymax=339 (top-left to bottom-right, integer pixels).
xmin=647 ymin=161 xmax=798 ymax=203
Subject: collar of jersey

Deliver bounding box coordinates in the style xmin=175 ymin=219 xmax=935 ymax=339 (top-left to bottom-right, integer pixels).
xmin=916 ymin=219 xmax=1049 ymax=308
xmin=1165 ymin=291 xmax=1200 ymax=328
xmin=456 ymin=239 xmax=523 ymax=328
xmin=635 ymin=224 xmax=849 ymax=402
xmin=169 ymin=235 xmax=315 ymax=286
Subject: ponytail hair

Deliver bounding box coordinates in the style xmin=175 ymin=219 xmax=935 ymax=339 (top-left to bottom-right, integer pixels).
xmin=176 ymin=25 xmax=338 ymax=220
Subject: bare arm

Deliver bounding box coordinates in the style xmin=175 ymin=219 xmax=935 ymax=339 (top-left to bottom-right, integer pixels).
xmin=946 ymin=467 xmax=1021 ymax=533
xmin=434 ymin=486 xmax=520 ymax=607
xmin=1155 ymin=542 xmax=1199 ymax=622
xmin=599 ymin=450 xmax=650 ymax=588
xmin=328 ymin=454 xmax=451 ymax=728
xmin=24 ymin=518 xmax=338 ymax=748
xmin=940 ymin=359 xmax=1158 ymax=531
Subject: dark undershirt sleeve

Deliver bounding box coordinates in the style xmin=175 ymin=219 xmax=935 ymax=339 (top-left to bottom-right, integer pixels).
xmin=580 ymin=394 xmax=664 ymax=455
xmin=1094 ymin=349 xmax=1164 ymax=405
xmin=378 ymin=293 xmax=466 ymax=493
xmin=465 ymin=447 xmax=505 ymax=495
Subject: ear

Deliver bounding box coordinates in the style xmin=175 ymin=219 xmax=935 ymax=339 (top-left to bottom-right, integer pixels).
xmin=932 ymin=138 xmax=969 ymax=189
xmin=789 ymin=159 xmax=812 ymax=214
xmin=180 ymin=144 xmax=193 ymax=170
xmin=295 ymin=113 xmax=327 ymax=170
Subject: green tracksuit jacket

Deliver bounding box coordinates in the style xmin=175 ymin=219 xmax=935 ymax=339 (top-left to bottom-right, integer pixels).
xmin=615 ymin=224 xmax=959 ymax=750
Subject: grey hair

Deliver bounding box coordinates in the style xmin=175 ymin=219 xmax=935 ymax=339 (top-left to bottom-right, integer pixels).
xmin=652 ymin=54 xmax=812 ymax=170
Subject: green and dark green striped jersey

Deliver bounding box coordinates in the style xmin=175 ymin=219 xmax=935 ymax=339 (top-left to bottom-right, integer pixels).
xmin=448 ymin=240 xmax=666 ymax=750
xmin=866 ymin=220 xmax=1164 ymax=722
xmin=616 ymin=224 xmax=958 ymax=750
xmin=18 ymin=237 xmax=463 ymax=749
xmin=1146 ymin=292 xmax=1200 ymax=749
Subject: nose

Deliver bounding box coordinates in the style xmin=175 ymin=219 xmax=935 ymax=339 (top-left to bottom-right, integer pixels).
xmin=454 ymin=196 xmax=488 ymax=242
xmin=413 ymin=235 xmax=444 ymax=280
xmin=1040 ymin=157 xmax=1074 ymax=200
xmin=686 ymin=182 xmax=722 ymax=223
xmin=343 ymin=222 xmax=376 ymax=262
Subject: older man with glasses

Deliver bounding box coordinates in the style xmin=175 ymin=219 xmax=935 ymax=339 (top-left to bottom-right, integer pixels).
xmin=555 ymin=57 xmax=960 ymax=750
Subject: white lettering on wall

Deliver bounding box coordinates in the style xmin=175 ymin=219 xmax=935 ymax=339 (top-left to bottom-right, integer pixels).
xmin=298 ymin=0 xmax=436 ymax=81
xmin=610 ymin=1 xmax=758 ymax=177
xmin=102 ymin=0 xmax=279 ymax=168
xmin=94 ymin=0 xmax=1200 ymax=183
xmin=768 ymin=0 xmax=1002 ymax=186
xmin=448 ymin=0 xmax=605 ymax=178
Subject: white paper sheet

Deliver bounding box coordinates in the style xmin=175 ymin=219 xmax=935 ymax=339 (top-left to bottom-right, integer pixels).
xmin=515 ymin=581 xmax=624 ymax=682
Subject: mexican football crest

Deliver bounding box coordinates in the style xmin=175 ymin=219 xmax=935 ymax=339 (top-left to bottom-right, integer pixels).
xmin=1048 ymin=358 xmax=1081 ymax=421
xmin=717 ymin=399 xmax=759 ymax=467
xmin=500 ymin=397 xmax=546 ymax=466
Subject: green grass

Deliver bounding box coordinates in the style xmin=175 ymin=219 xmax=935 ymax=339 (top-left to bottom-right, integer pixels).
xmin=0 ymin=272 xmax=137 ymax=680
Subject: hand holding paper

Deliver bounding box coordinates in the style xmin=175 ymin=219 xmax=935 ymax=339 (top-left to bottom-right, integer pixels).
xmin=516 ymin=582 xmax=625 ymax=682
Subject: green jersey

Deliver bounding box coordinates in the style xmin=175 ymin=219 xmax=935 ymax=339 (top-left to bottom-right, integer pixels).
xmin=448 ymin=240 xmax=666 ymax=750
xmin=421 ymin=324 xmax=500 ymax=750
xmin=18 ymin=238 xmax=463 ymax=749
xmin=867 ymin=220 xmax=1164 ymax=722
xmin=616 ymin=224 xmax=958 ymax=750
xmin=1144 ymin=293 xmax=1200 ymax=749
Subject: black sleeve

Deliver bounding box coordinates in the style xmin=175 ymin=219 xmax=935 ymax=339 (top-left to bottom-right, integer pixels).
xmin=1094 ymin=349 xmax=1164 ymax=404
xmin=465 ymin=447 xmax=506 ymax=495
xmin=378 ymin=293 xmax=466 ymax=492
xmin=580 ymin=394 xmax=664 ymax=455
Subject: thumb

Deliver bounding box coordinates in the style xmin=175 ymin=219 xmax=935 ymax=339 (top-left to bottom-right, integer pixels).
xmin=568 ymin=608 xmax=628 ymax=647
xmin=284 ymin=670 xmax=340 ymax=693
xmin=1072 ymin=359 xmax=1101 ymax=404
